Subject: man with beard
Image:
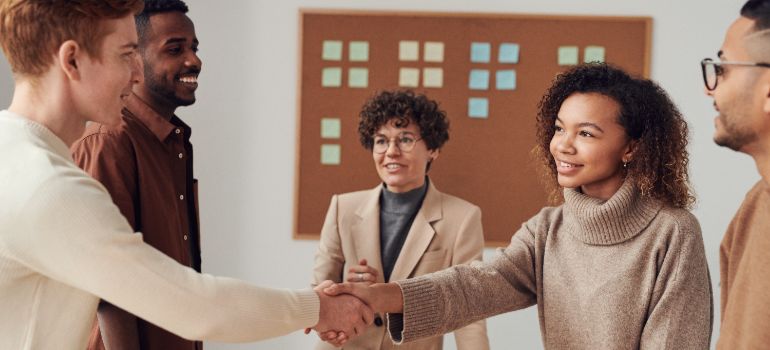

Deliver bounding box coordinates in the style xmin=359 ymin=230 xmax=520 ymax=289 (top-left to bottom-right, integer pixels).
xmin=702 ymin=0 xmax=770 ymax=348
xmin=72 ymin=0 xmax=205 ymax=349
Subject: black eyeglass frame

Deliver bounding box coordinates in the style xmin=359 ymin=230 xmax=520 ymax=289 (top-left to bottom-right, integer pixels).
xmin=701 ymin=57 xmax=770 ymax=91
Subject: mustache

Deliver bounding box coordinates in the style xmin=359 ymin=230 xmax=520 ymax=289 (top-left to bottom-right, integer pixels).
xmin=175 ymin=69 xmax=201 ymax=78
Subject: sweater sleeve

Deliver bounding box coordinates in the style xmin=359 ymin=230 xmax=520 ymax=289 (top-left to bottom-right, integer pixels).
xmin=639 ymin=212 xmax=713 ymax=349
xmin=8 ymin=171 xmax=320 ymax=342
xmin=388 ymin=216 xmax=540 ymax=344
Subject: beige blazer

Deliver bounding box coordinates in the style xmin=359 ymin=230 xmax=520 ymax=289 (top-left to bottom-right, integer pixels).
xmin=313 ymin=180 xmax=489 ymax=350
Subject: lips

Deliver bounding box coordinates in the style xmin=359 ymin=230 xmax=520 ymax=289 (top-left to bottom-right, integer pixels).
xmin=555 ymin=159 xmax=583 ymax=175
xmin=177 ymin=72 xmax=199 ymax=87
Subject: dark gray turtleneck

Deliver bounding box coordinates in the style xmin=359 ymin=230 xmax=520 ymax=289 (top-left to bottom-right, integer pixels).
xmin=379 ymin=178 xmax=428 ymax=282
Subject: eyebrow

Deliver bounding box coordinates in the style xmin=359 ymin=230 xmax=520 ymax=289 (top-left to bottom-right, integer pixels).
xmin=718 ymin=50 xmax=724 ymax=59
xmin=374 ymin=131 xmax=416 ymax=137
xmin=121 ymin=42 xmax=138 ymax=50
xmin=556 ymin=118 xmax=605 ymax=133
xmin=164 ymin=37 xmax=199 ymax=46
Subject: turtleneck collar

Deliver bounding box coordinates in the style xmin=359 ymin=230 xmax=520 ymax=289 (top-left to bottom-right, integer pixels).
xmin=380 ymin=177 xmax=429 ymax=215
xmin=562 ymin=178 xmax=662 ymax=245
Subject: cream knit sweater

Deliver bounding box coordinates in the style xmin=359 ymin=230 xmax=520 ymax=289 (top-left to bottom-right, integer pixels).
xmin=0 ymin=111 xmax=319 ymax=349
xmin=389 ymin=180 xmax=713 ymax=349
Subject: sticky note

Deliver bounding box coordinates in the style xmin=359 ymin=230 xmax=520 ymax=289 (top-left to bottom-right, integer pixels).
xmin=424 ymin=42 xmax=444 ymax=62
xmin=349 ymin=41 xmax=369 ymax=62
xmin=322 ymin=40 xmax=342 ymax=61
xmin=470 ymin=42 xmax=491 ymax=63
xmin=348 ymin=68 xmax=368 ymax=88
xmin=399 ymin=41 xmax=419 ymax=61
xmin=584 ymin=46 xmax=605 ymax=63
xmin=496 ymin=70 xmax=516 ymax=90
xmin=468 ymin=98 xmax=488 ymax=119
xmin=423 ymin=68 xmax=443 ymax=88
xmin=499 ymin=43 xmax=520 ymax=63
xmin=321 ymin=118 xmax=341 ymax=139
xmin=321 ymin=144 xmax=341 ymax=165
xmin=399 ymin=68 xmax=420 ymax=87
xmin=469 ymin=69 xmax=490 ymax=90
xmin=321 ymin=67 xmax=342 ymax=87
xmin=558 ymin=46 xmax=579 ymax=66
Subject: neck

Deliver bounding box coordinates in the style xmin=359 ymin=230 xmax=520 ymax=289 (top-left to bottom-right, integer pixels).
xmin=133 ymin=88 xmax=176 ymax=121
xmin=8 ymin=79 xmax=86 ymax=147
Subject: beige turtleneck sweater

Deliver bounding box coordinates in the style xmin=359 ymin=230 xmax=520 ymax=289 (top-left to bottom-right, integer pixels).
xmin=388 ymin=180 xmax=713 ymax=349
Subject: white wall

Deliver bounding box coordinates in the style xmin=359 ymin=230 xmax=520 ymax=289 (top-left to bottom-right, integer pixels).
xmin=0 ymin=1 xmax=754 ymax=349
xmin=0 ymin=50 xmax=11 ymax=108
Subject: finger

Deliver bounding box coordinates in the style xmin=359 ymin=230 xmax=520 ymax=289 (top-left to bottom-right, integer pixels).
xmin=359 ymin=258 xmax=368 ymax=266
xmin=324 ymin=282 xmax=353 ymax=296
xmin=304 ymin=327 xmax=311 ymax=334
xmin=361 ymin=306 xmax=374 ymax=325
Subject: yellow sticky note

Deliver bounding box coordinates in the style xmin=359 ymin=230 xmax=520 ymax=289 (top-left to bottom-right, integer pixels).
xmin=423 ymin=68 xmax=443 ymax=88
xmin=399 ymin=41 xmax=419 ymax=61
xmin=321 ymin=118 xmax=341 ymax=139
xmin=321 ymin=144 xmax=341 ymax=165
xmin=584 ymin=46 xmax=605 ymax=63
xmin=399 ymin=68 xmax=420 ymax=87
xmin=424 ymin=42 xmax=444 ymax=62
xmin=348 ymin=68 xmax=368 ymax=88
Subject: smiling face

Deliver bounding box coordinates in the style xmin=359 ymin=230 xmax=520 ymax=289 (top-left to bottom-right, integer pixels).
xmin=78 ymin=15 xmax=141 ymax=126
xmin=373 ymin=119 xmax=438 ymax=193
xmin=707 ymin=17 xmax=770 ymax=154
xmin=135 ymin=11 xmax=201 ymax=115
xmin=549 ymin=93 xmax=635 ymax=200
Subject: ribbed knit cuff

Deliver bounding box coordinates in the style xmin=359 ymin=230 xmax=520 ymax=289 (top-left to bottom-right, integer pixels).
xmin=294 ymin=289 xmax=321 ymax=328
xmin=390 ymin=276 xmax=443 ymax=343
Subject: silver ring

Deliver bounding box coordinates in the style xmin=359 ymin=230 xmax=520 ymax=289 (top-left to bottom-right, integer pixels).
xmin=357 ymin=273 xmax=364 ymax=282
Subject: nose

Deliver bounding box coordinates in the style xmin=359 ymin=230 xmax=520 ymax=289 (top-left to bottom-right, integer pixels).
xmin=554 ymin=134 xmax=575 ymax=154
xmin=185 ymin=50 xmax=202 ymax=71
xmin=130 ymin=54 xmax=143 ymax=85
xmin=385 ymin=140 xmax=401 ymax=157
xmin=704 ymin=85 xmax=714 ymax=97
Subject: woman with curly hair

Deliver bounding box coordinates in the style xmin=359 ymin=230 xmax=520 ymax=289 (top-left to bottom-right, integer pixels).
xmin=320 ymin=64 xmax=713 ymax=349
xmin=311 ymin=90 xmax=490 ymax=349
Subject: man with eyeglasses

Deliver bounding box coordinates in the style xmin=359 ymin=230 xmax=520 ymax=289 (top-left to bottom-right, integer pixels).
xmin=702 ymin=0 xmax=770 ymax=348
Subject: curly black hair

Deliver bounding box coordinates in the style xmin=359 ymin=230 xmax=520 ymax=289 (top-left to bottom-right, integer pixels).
xmin=358 ymin=90 xmax=449 ymax=152
xmin=534 ymin=63 xmax=694 ymax=209
xmin=135 ymin=0 xmax=189 ymax=44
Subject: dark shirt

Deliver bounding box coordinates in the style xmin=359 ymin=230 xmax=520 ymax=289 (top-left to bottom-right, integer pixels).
xmin=379 ymin=179 xmax=428 ymax=282
xmin=71 ymin=93 xmax=201 ymax=350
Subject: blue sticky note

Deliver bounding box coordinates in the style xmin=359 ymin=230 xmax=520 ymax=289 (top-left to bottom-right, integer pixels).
xmin=469 ymin=69 xmax=490 ymax=90
xmin=558 ymin=46 xmax=579 ymax=66
xmin=348 ymin=68 xmax=368 ymax=88
xmin=321 ymin=144 xmax=341 ymax=165
xmin=321 ymin=67 xmax=342 ymax=87
xmin=499 ymin=43 xmax=520 ymax=63
xmin=322 ymin=40 xmax=343 ymax=61
xmin=468 ymin=98 xmax=488 ymax=119
xmin=470 ymin=42 xmax=491 ymax=63
xmin=496 ymin=70 xmax=516 ymax=90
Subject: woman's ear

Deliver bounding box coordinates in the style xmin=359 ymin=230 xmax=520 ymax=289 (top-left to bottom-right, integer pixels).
xmin=622 ymin=139 xmax=638 ymax=163
xmin=429 ymin=148 xmax=440 ymax=162
xmin=58 ymin=40 xmax=82 ymax=81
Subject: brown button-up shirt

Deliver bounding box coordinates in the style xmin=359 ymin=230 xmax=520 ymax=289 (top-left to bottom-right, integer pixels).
xmin=72 ymin=94 xmax=201 ymax=350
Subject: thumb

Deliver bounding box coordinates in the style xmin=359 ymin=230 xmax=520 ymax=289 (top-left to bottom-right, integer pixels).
xmin=324 ymin=282 xmax=354 ymax=296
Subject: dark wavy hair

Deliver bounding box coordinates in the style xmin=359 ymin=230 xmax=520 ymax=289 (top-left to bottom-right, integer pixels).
xmin=534 ymin=63 xmax=694 ymax=209
xmin=358 ymin=89 xmax=449 ymax=149
xmin=742 ymin=0 xmax=770 ymax=30
xmin=135 ymin=0 xmax=189 ymax=45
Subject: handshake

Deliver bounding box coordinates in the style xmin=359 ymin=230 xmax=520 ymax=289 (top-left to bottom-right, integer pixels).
xmin=306 ymin=259 xmax=404 ymax=347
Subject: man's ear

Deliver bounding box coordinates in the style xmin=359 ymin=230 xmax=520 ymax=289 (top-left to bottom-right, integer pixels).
xmin=57 ymin=40 xmax=82 ymax=81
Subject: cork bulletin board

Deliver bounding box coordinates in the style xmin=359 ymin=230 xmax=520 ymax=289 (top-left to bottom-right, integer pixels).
xmin=295 ymin=9 xmax=651 ymax=246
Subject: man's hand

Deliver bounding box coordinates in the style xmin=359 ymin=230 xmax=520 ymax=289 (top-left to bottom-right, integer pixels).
xmin=312 ymin=280 xmax=374 ymax=346
xmin=324 ymin=282 xmax=404 ymax=313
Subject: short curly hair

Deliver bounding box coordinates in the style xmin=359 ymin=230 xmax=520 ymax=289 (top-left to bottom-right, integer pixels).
xmin=135 ymin=0 xmax=189 ymax=45
xmin=358 ymin=90 xmax=449 ymax=152
xmin=535 ymin=63 xmax=694 ymax=209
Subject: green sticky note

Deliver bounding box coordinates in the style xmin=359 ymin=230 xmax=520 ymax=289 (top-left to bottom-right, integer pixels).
xmin=584 ymin=46 xmax=605 ymax=63
xmin=321 ymin=67 xmax=342 ymax=87
xmin=558 ymin=46 xmax=579 ymax=66
xmin=399 ymin=67 xmax=420 ymax=87
xmin=321 ymin=118 xmax=341 ymax=139
xmin=424 ymin=42 xmax=444 ymax=62
xmin=423 ymin=68 xmax=443 ymax=88
xmin=348 ymin=68 xmax=368 ymax=88
xmin=399 ymin=41 xmax=419 ymax=61
xmin=468 ymin=98 xmax=488 ymax=119
xmin=496 ymin=70 xmax=516 ymax=90
xmin=349 ymin=41 xmax=369 ymax=62
xmin=321 ymin=144 xmax=341 ymax=165
xmin=322 ymin=40 xmax=342 ymax=61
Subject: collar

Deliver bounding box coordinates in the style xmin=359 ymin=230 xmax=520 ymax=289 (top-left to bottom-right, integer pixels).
xmin=562 ymin=178 xmax=662 ymax=245
xmin=123 ymin=93 xmax=190 ymax=142
xmin=1 ymin=110 xmax=71 ymax=160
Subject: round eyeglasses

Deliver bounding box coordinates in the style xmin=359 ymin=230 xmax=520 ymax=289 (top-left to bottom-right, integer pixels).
xmin=372 ymin=134 xmax=423 ymax=154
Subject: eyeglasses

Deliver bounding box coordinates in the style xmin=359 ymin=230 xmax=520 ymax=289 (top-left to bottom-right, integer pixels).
xmin=701 ymin=57 xmax=770 ymax=91
xmin=372 ymin=133 xmax=422 ymax=154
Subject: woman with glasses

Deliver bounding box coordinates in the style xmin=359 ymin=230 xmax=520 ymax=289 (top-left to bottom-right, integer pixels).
xmin=321 ymin=64 xmax=713 ymax=349
xmin=311 ymin=90 xmax=490 ymax=350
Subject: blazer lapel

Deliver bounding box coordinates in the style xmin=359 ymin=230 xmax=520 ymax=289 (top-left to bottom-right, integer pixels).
xmin=352 ymin=185 xmax=386 ymax=283
xmin=389 ymin=181 xmax=443 ymax=281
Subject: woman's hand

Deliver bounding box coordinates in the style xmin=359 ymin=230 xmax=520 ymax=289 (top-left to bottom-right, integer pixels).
xmin=347 ymin=258 xmax=379 ymax=284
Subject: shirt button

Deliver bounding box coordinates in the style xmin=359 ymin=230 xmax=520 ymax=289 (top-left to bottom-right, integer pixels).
xmin=178 ymin=153 xmax=183 ymax=159
xmin=175 ymin=128 xmax=181 ymax=134
xmin=179 ymin=194 xmax=184 ymax=200
xmin=183 ymin=235 xmax=188 ymax=241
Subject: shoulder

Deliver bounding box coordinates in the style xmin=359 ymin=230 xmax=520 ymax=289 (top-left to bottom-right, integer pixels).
xmin=434 ymin=190 xmax=480 ymax=214
xmin=654 ymin=206 xmax=701 ymax=235
xmin=336 ymin=187 xmax=378 ymax=204
xmin=72 ymin=112 xmax=140 ymax=151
